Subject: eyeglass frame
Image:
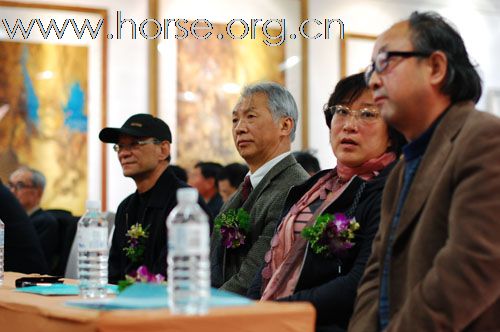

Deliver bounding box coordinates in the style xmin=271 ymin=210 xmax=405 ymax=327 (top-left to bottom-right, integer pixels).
xmin=7 ymin=181 xmax=37 ymax=191
xmin=364 ymin=50 xmax=432 ymax=85
xmin=324 ymin=104 xmax=381 ymax=128
xmin=112 ymin=138 xmax=162 ymax=152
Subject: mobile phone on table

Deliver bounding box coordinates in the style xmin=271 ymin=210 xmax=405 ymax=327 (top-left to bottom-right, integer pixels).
xmin=15 ymin=276 xmax=63 ymax=288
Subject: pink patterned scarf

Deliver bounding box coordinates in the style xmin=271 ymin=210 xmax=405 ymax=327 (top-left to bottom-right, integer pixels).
xmin=260 ymin=152 xmax=396 ymax=300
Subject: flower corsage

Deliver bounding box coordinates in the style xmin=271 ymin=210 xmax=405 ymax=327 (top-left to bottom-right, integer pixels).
xmin=214 ymin=208 xmax=251 ymax=249
xmin=301 ymin=213 xmax=360 ymax=256
xmin=117 ymin=265 xmax=165 ymax=292
xmin=123 ymin=223 xmax=149 ymax=263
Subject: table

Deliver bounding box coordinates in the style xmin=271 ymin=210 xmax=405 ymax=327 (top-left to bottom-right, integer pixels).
xmin=0 ymin=272 xmax=315 ymax=332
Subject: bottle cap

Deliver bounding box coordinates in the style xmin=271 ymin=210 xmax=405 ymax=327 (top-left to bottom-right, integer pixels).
xmin=176 ymin=188 xmax=198 ymax=203
xmin=86 ymin=200 xmax=101 ymax=210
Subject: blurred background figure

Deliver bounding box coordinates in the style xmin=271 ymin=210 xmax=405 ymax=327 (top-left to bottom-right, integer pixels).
xmin=0 ymin=179 xmax=48 ymax=274
xmin=292 ymin=150 xmax=321 ymax=176
xmin=8 ymin=166 xmax=59 ymax=268
xmin=217 ymin=162 xmax=249 ymax=203
xmin=169 ymin=164 xmax=188 ymax=183
xmin=188 ymin=161 xmax=224 ymax=217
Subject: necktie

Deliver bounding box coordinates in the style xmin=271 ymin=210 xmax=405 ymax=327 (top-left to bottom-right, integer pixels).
xmin=241 ymin=175 xmax=253 ymax=202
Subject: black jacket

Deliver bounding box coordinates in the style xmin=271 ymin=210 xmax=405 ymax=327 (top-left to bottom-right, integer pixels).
xmin=109 ymin=167 xmax=212 ymax=283
xmin=247 ymin=163 xmax=395 ymax=330
xmin=30 ymin=208 xmax=59 ymax=267
xmin=0 ymin=181 xmax=48 ymax=274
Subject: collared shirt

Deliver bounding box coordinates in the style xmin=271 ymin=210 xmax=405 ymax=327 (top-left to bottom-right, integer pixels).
xmin=378 ymin=107 xmax=450 ymax=330
xmin=248 ymin=152 xmax=291 ymax=189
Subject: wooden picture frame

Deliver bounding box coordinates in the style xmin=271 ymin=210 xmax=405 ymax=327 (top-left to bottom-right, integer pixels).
xmin=0 ymin=1 xmax=108 ymax=213
xmin=340 ymin=33 xmax=377 ymax=78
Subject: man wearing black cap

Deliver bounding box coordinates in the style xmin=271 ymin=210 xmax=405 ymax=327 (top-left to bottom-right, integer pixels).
xmin=100 ymin=113 xmax=211 ymax=283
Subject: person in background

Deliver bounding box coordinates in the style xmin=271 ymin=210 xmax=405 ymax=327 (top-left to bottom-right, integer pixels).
xmin=100 ymin=113 xmax=212 ymax=283
xmin=350 ymin=11 xmax=500 ymax=331
xmin=8 ymin=166 xmax=59 ymax=267
xmin=210 ymin=82 xmax=309 ymax=295
xmin=292 ymin=150 xmax=321 ymax=176
xmin=169 ymin=165 xmax=188 ymax=183
xmin=0 ymin=179 xmax=48 ymax=274
xmin=188 ymin=161 xmax=224 ymax=217
xmin=248 ymin=73 xmax=405 ymax=332
xmin=217 ymin=162 xmax=249 ymax=203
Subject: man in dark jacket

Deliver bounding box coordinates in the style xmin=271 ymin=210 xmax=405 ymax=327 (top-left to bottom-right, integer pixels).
xmin=8 ymin=167 xmax=59 ymax=267
xmin=0 ymin=180 xmax=48 ymax=274
xmin=100 ymin=114 xmax=211 ymax=283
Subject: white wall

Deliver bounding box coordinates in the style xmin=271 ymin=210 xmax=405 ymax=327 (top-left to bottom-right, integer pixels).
xmin=308 ymin=0 xmax=500 ymax=170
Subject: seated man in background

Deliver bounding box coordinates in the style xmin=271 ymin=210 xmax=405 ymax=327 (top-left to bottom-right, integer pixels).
xmin=292 ymin=150 xmax=321 ymax=176
xmin=210 ymin=82 xmax=309 ymax=295
xmin=217 ymin=162 xmax=249 ymax=203
xmin=100 ymin=113 xmax=212 ymax=283
xmin=188 ymin=161 xmax=224 ymax=217
xmin=8 ymin=166 xmax=59 ymax=266
xmin=0 ymin=179 xmax=48 ymax=274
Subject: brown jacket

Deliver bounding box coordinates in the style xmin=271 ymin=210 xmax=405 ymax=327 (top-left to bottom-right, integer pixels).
xmin=349 ymin=102 xmax=500 ymax=332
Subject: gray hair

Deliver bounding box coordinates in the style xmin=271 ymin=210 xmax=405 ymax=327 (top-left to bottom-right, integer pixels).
xmin=240 ymin=82 xmax=299 ymax=141
xmin=14 ymin=166 xmax=46 ymax=191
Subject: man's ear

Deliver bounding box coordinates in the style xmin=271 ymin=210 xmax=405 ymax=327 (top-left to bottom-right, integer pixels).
xmin=279 ymin=117 xmax=294 ymax=137
xmin=428 ymin=50 xmax=448 ymax=88
xmin=159 ymin=141 xmax=171 ymax=161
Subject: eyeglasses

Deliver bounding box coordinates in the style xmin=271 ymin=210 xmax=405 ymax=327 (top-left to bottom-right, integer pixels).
xmin=112 ymin=139 xmax=161 ymax=152
xmin=324 ymin=105 xmax=381 ymax=127
xmin=364 ymin=51 xmax=432 ymax=84
xmin=8 ymin=181 xmax=35 ymax=191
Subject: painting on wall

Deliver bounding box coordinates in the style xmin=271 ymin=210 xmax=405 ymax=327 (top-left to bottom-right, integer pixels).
xmin=340 ymin=33 xmax=377 ymax=78
xmin=0 ymin=1 xmax=107 ymax=214
xmin=175 ymin=23 xmax=285 ymax=168
xmin=0 ymin=41 xmax=88 ymax=214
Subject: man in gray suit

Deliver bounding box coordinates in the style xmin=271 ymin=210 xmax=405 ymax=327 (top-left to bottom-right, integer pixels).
xmin=211 ymin=82 xmax=309 ymax=295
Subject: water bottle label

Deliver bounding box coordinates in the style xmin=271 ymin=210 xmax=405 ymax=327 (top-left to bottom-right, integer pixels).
xmin=0 ymin=230 xmax=3 ymax=246
xmin=78 ymin=227 xmax=108 ymax=250
xmin=170 ymin=224 xmax=209 ymax=254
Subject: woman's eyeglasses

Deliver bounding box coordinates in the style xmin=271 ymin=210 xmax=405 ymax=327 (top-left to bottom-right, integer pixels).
xmin=324 ymin=105 xmax=381 ymax=127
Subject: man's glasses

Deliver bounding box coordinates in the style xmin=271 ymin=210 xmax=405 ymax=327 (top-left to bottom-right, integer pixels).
xmin=113 ymin=139 xmax=161 ymax=152
xmin=324 ymin=105 xmax=381 ymax=127
xmin=364 ymin=51 xmax=432 ymax=84
xmin=8 ymin=181 xmax=35 ymax=191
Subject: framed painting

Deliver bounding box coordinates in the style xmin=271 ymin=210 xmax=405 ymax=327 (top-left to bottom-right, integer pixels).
xmin=0 ymin=1 xmax=107 ymax=214
xmin=156 ymin=0 xmax=304 ymax=168
xmin=340 ymin=33 xmax=377 ymax=78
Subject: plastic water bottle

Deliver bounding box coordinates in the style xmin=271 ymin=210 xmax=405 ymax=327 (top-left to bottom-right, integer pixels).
xmin=167 ymin=188 xmax=210 ymax=315
xmin=0 ymin=218 xmax=4 ymax=286
xmin=77 ymin=200 xmax=108 ymax=298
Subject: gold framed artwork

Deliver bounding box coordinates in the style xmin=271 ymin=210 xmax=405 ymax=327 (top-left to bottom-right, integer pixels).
xmin=340 ymin=33 xmax=377 ymax=78
xmin=156 ymin=0 xmax=305 ymax=168
xmin=0 ymin=1 xmax=107 ymax=214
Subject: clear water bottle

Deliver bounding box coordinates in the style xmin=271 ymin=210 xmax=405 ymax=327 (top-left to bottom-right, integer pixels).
xmin=167 ymin=188 xmax=210 ymax=315
xmin=0 ymin=218 xmax=4 ymax=286
xmin=77 ymin=200 xmax=108 ymax=298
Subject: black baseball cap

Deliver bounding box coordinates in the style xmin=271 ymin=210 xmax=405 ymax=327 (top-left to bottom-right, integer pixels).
xmin=99 ymin=113 xmax=172 ymax=143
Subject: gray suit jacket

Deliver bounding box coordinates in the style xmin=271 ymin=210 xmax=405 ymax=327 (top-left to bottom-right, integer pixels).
xmin=210 ymin=154 xmax=309 ymax=295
